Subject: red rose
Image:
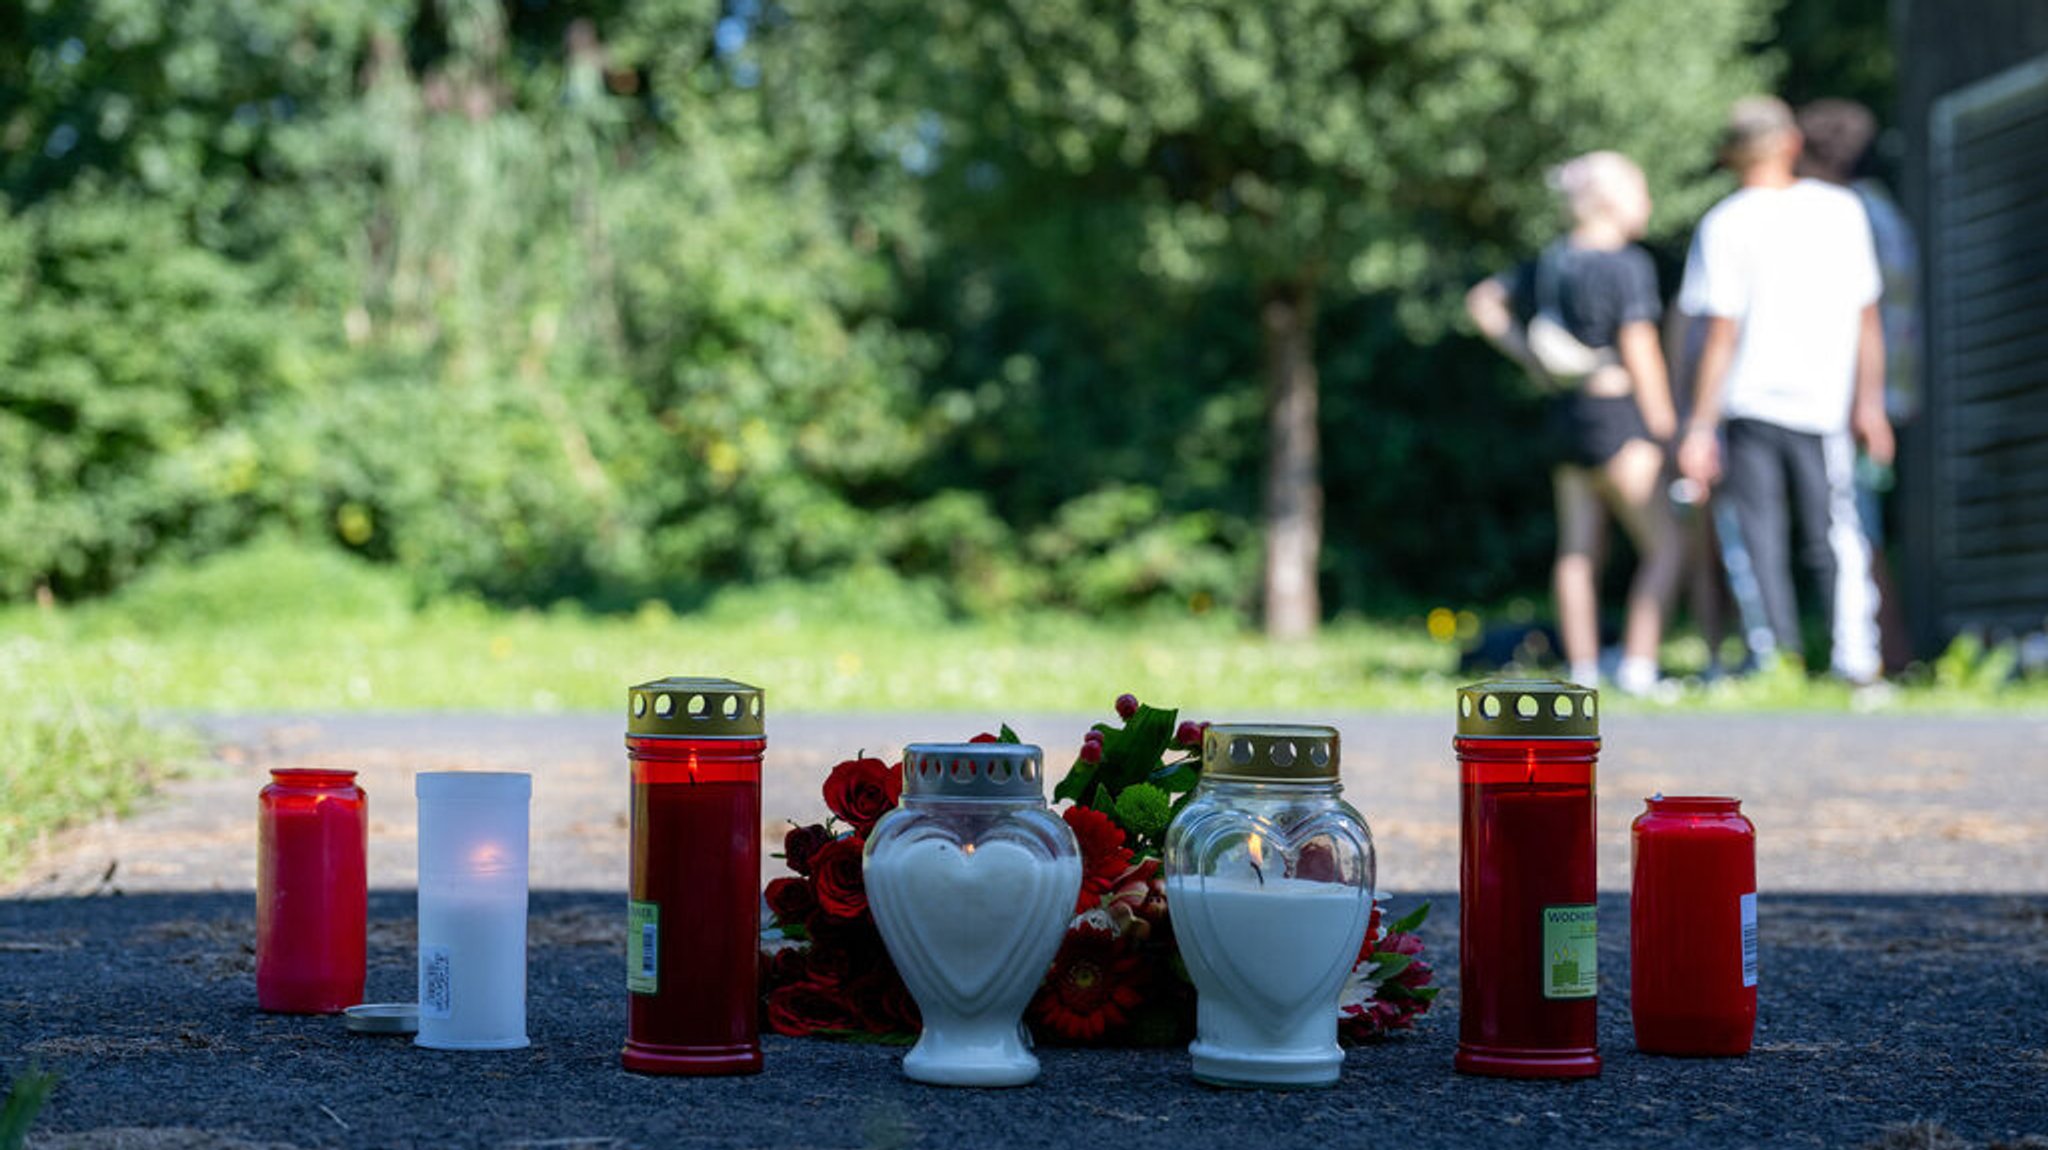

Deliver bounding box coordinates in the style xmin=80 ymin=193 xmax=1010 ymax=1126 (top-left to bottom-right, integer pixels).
xmin=1063 ymin=806 xmax=1133 ymax=913
xmin=760 ymin=945 xmax=808 ymax=991
xmin=809 ymin=835 xmax=870 ymax=920
xmin=764 ymin=877 xmax=817 ymax=925
xmin=766 ymin=979 xmax=862 ymax=1037
xmin=847 ymin=967 xmax=923 ymax=1036
xmin=802 ymin=916 xmax=883 ymax=984
xmin=783 ymin=823 xmax=832 ymax=876
xmin=822 ymin=757 xmax=902 ymax=837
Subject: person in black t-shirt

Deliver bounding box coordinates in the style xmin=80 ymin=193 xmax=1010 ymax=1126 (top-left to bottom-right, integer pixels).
xmin=1465 ymin=151 xmax=1683 ymax=696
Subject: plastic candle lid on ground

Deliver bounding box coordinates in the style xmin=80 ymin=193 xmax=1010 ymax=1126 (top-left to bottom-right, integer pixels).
xmin=343 ymin=1003 xmax=419 ymax=1035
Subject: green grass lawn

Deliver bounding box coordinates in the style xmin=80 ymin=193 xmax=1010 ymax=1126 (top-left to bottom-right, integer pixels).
xmin=3 ymin=540 xmax=2043 ymax=875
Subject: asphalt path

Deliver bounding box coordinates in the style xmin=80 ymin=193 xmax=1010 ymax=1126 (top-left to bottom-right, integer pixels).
xmin=2 ymin=889 xmax=2043 ymax=1149
xmin=8 ymin=712 xmax=2048 ymax=897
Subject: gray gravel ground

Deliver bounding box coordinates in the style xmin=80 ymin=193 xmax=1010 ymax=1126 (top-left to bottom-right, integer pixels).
xmin=2 ymin=889 xmax=2044 ymax=1149
xmin=4 ymin=711 xmax=2048 ymax=1148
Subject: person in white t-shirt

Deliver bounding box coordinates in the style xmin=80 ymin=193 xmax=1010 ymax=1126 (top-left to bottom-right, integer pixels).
xmin=1676 ymin=96 xmax=1894 ymax=684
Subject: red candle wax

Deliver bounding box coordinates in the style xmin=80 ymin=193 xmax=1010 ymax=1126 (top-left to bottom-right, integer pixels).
xmin=622 ymin=722 xmax=763 ymax=1075
xmin=1455 ymin=732 xmax=1601 ymax=1078
xmin=256 ymin=768 xmax=367 ymax=1013
xmin=1631 ymin=795 xmax=1757 ymax=1056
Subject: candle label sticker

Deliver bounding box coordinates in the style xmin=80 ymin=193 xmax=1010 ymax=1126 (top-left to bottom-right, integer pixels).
xmin=627 ymin=901 xmax=659 ymax=995
xmin=1540 ymin=904 xmax=1598 ymax=1000
xmin=1740 ymin=892 xmax=1758 ymax=987
xmin=421 ymin=945 xmax=453 ymax=1019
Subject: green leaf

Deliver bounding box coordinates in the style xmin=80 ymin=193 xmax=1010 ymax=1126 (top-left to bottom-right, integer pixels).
xmin=1384 ymin=901 xmax=1431 ymax=936
xmin=1148 ymin=762 xmax=1199 ymax=793
xmin=1098 ymin=705 xmax=1177 ymax=793
xmin=1092 ymin=788 xmax=1118 ymax=817
xmin=0 ymin=1066 xmax=58 ymax=1150
xmin=1052 ymin=761 xmax=1096 ymax=804
xmin=998 ymin=723 xmax=1021 ymax=744
xmin=1370 ymin=953 xmax=1413 ymax=981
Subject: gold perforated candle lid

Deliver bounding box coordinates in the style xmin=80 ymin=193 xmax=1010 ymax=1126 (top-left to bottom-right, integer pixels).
xmin=1456 ymin=677 xmax=1598 ymax=739
xmin=1201 ymin=724 xmax=1340 ymax=782
xmin=628 ymin=677 xmax=764 ymax=739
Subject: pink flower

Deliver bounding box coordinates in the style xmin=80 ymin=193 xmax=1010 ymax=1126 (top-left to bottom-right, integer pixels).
xmin=1101 ymin=858 xmax=1166 ymax=940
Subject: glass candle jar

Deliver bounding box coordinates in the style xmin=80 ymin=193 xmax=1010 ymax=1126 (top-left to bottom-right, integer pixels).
xmin=415 ymin=771 xmax=532 ymax=1051
xmin=256 ymin=768 xmax=367 ymax=1014
xmin=1454 ymin=678 xmax=1601 ymax=1079
xmin=622 ymin=678 xmax=765 ymax=1076
xmin=865 ymin=742 xmax=1080 ymax=1087
xmin=1631 ymin=795 xmax=1757 ymax=1056
xmin=1165 ymin=724 xmax=1374 ymax=1089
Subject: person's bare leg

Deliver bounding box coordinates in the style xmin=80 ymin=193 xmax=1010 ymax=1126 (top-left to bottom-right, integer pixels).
xmin=1598 ymin=440 xmax=1683 ymax=676
xmin=1553 ymin=466 xmax=1605 ymax=684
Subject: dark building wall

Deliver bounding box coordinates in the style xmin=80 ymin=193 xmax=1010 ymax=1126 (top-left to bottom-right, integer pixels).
xmin=1896 ymin=0 xmax=2048 ymax=653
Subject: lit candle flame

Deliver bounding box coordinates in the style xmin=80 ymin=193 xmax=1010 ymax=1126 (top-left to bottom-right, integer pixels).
xmin=470 ymin=843 xmax=506 ymax=872
xmin=963 ymin=842 xmax=976 ymax=856
xmin=1247 ymin=833 xmax=1265 ymax=886
xmin=687 ymin=748 xmax=700 ymax=784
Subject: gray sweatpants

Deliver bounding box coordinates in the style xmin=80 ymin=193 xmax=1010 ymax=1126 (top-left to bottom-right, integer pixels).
xmin=1714 ymin=418 xmax=1882 ymax=681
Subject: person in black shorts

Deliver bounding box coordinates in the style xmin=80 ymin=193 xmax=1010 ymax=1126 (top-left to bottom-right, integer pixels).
xmin=1465 ymin=151 xmax=1684 ymax=696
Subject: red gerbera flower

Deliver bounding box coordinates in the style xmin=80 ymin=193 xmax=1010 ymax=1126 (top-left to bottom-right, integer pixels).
xmin=1063 ymin=806 xmax=1134 ymax=913
xmin=1030 ymin=921 xmax=1147 ymax=1042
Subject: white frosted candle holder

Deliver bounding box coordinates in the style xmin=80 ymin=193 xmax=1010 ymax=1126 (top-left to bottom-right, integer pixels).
xmin=1165 ymin=725 xmax=1374 ymax=1089
xmin=415 ymin=771 xmax=532 ymax=1051
xmin=864 ymin=743 xmax=1081 ymax=1087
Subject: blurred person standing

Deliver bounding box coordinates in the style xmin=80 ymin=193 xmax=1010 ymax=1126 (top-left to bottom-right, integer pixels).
xmin=1676 ymin=97 xmax=1892 ymax=686
xmin=1467 ymin=151 xmax=1683 ymax=696
xmin=1797 ymin=97 xmax=1919 ymax=674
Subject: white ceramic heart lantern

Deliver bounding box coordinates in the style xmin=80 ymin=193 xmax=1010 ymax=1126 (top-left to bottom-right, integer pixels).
xmin=864 ymin=742 xmax=1081 ymax=1087
xmin=1165 ymin=724 xmax=1375 ymax=1089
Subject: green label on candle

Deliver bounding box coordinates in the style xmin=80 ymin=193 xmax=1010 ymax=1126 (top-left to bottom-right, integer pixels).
xmin=1541 ymin=903 xmax=1598 ymax=1000
xmin=627 ymin=900 xmax=659 ymax=995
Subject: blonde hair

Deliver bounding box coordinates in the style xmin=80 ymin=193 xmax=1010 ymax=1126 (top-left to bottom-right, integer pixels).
xmin=1720 ymin=96 xmax=1797 ymax=170
xmin=1548 ymin=151 xmax=1647 ymax=227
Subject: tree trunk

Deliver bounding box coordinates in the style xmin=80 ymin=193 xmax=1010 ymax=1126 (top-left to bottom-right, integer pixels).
xmin=1260 ymin=280 xmax=1322 ymax=640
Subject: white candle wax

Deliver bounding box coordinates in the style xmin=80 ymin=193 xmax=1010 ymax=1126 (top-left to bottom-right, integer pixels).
xmin=417 ymin=884 xmax=529 ymax=1050
xmin=414 ymin=772 xmax=531 ymax=1052
xmin=1166 ymin=873 xmax=1369 ymax=1087
xmin=866 ymin=837 xmax=1080 ymax=1087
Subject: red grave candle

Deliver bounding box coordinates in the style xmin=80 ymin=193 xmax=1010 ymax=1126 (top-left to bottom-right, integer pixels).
xmin=1631 ymin=795 xmax=1757 ymax=1056
xmin=256 ymin=768 xmax=367 ymax=1013
xmin=621 ymin=677 xmax=765 ymax=1076
xmin=1454 ymin=679 xmax=1601 ymax=1079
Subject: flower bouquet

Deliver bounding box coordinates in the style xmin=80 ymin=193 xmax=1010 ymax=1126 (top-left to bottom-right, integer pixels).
xmin=760 ymin=695 xmax=1436 ymax=1045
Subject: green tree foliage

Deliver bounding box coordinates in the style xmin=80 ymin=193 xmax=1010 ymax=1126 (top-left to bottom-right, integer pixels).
xmin=780 ymin=0 xmax=1775 ymax=632
xmin=0 ymin=0 xmax=943 ymax=604
xmin=1 ymin=0 xmax=1881 ymax=622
